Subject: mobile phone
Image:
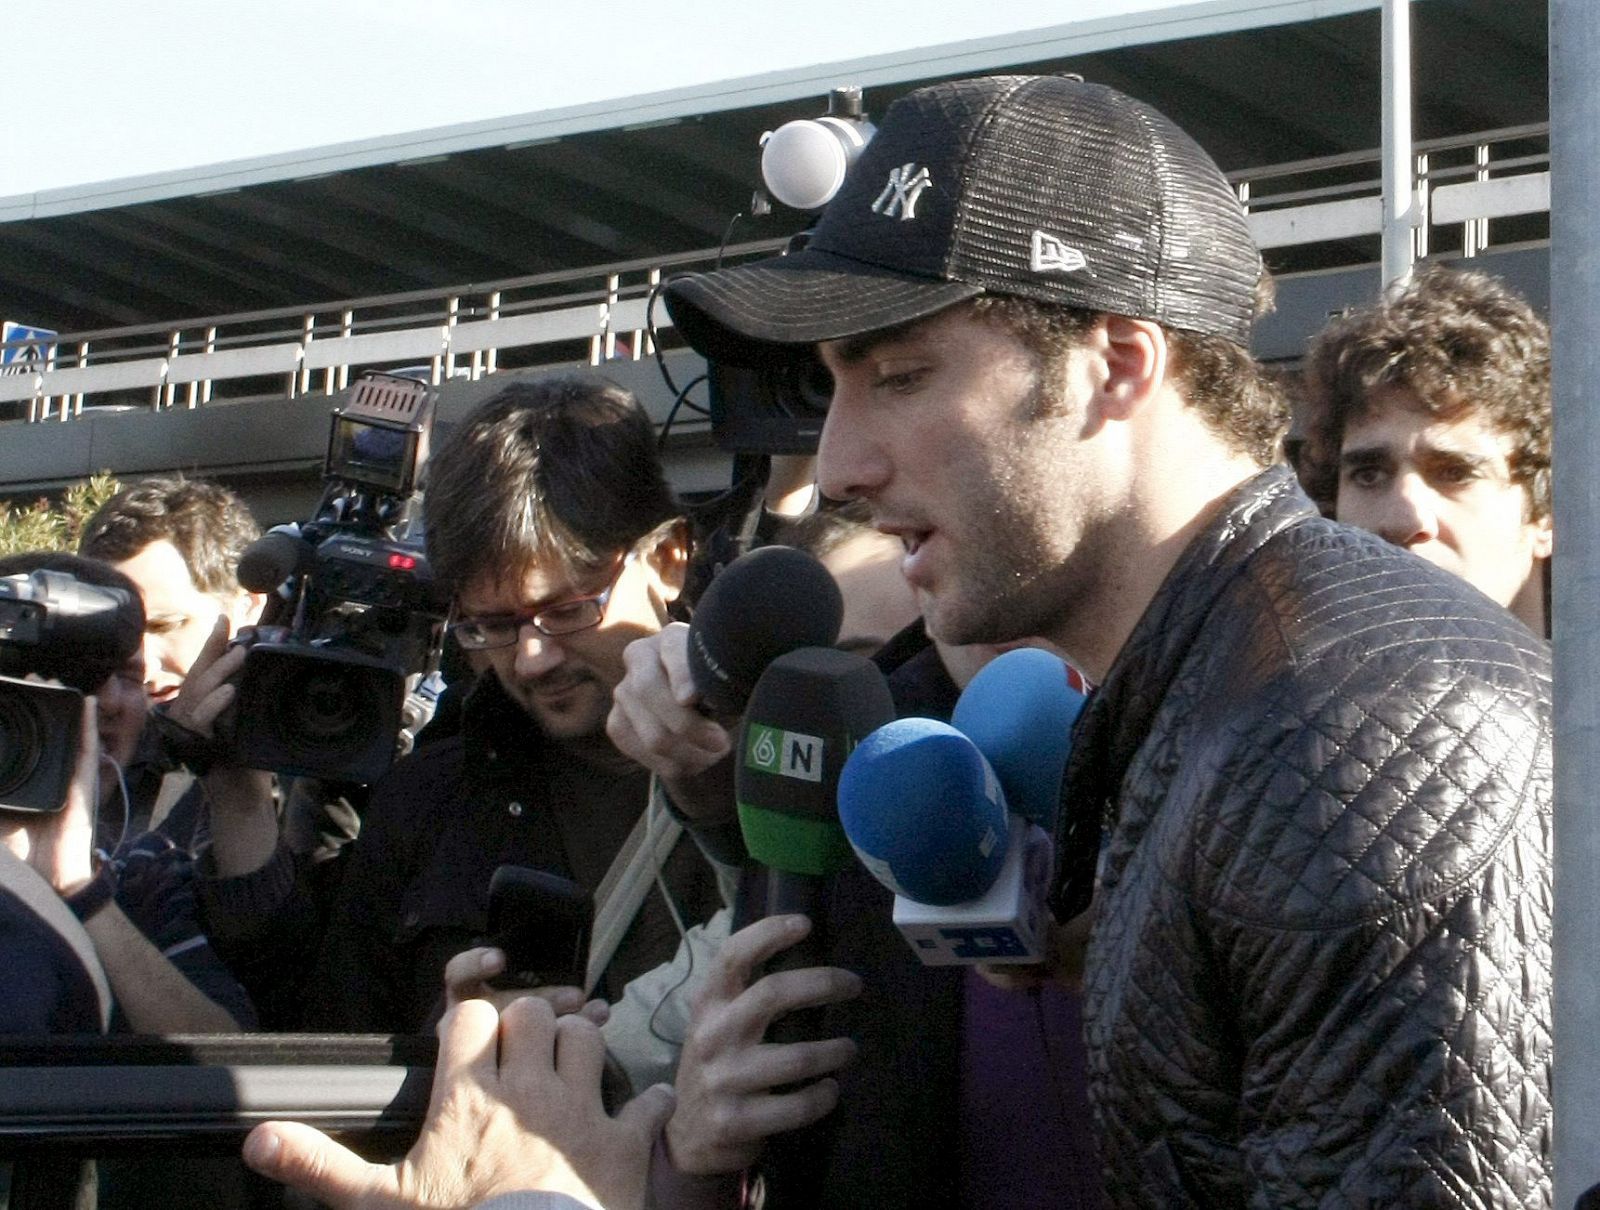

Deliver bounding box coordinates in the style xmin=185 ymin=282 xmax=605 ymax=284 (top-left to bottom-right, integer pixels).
xmin=485 ymin=865 xmax=594 ymax=990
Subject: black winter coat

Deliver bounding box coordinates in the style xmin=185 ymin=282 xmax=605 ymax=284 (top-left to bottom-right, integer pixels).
xmin=1053 ymin=465 xmax=1551 ymax=1208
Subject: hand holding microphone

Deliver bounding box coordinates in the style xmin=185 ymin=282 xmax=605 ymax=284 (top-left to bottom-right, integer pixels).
xmin=608 ymin=544 xmax=845 ymax=809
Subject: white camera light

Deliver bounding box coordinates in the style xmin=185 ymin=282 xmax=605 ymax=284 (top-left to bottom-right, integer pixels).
xmin=760 ymin=114 xmax=876 ymax=212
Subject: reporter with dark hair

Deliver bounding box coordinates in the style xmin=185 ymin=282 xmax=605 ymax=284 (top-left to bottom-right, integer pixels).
xmin=301 ymin=372 xmax=729 ymax=1034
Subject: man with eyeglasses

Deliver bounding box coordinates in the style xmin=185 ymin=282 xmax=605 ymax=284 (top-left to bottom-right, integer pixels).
xmin=302 ymin=373 xmax=730 ymax=1035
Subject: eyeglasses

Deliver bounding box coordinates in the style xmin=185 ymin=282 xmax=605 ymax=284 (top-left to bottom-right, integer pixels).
xmin=448 ymin=553 xmax=633 ymax=651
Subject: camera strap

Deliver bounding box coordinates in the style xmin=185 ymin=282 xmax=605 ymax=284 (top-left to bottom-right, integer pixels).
xmin=584 ymin=777 xmax=684 ymax=998
xmin=0 ymin=846 xmax=113 ymax=1031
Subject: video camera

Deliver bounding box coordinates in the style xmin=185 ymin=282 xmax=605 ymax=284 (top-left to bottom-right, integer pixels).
xmin=225 ymin=372 xmax=449 ymax=783
xmin=0 ymin=570 xmax=142 ymax=814
xmin=704 ymin=87 xmax=874 ymax=456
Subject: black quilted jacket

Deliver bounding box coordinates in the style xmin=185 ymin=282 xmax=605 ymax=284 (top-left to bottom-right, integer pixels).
xmin=1052 ymin=465 xmax=1552 ymax=1209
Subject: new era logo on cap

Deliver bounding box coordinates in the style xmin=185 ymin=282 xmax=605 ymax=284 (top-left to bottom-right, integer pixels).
xmin=1030 ymin=230 xmax=1088 ymax=275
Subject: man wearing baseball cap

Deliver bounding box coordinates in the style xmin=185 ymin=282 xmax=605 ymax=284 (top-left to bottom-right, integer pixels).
xmin=605 ymin=74 xmax=1553 ymax=1208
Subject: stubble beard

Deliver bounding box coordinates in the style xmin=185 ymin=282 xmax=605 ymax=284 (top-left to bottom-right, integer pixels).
xmin=930 ymin=374 xmax=1108 ymax=650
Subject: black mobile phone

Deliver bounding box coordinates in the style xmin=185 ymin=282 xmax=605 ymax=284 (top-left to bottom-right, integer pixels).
xmin=485 ymin=865 xmax=594 ymax=990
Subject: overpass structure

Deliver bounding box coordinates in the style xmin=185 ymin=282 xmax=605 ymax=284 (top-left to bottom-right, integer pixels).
xmin=0 ymin=0 xmax=1551 ymax=527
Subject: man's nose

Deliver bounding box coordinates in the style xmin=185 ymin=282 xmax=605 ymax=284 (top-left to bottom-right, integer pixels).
xmin=1381 ymin=474 xmax=1443 ymax=548
xmin=139 ymin=633 xmax=163 ymax=684
xmin=816 ymin=391 xmax=890 ymax=503
xmin=512 ymin=625 xmax=566 ymax=678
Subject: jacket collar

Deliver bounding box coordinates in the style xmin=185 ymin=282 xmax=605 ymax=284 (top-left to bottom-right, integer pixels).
xmin=460 ymin=672 xmax=549 ymax=769
xmin=1049 ymin=463 xmax=1317 ymax=917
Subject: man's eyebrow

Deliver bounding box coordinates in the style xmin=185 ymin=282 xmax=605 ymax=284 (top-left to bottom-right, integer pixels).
xmin=1339 ymin=444 xmax=1393 ymax=469
xmin=835 ymin=635 xmax=886 ymax=655
xmin=1415 ymin=442 xmax=1494 ymax=470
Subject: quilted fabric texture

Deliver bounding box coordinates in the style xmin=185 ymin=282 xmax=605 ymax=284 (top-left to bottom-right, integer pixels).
xmin=1068 ymin=465 xmax=1552 ymax=1209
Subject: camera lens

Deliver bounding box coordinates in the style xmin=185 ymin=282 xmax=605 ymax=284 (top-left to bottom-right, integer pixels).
xmin=0 ymin=692 xmax=44 ymax=796
xmin=772 ymin=355 xmax=833 ymax=420
xmin=288 ymin=667 xmax=364 ymax=748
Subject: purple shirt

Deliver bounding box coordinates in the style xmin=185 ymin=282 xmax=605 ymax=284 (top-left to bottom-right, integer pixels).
xmin=959 ymin=970 xmax=1105 ymax=1209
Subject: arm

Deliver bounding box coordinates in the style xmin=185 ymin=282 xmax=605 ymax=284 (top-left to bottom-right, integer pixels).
xmin=80 ymin=900 xmax=241 ymax=1032
xmin=24 ymin=698 xmax=246 ymax=1032
xmin=606 ymin=624 xmax=737 ymax=828
xmin=1209 ymin=687 xmax=1551 ymax=1207
xmin=244 ymin=997 xmax=674 ymax=1210
xmin=160 ymin=618 xmax=280 ymax=878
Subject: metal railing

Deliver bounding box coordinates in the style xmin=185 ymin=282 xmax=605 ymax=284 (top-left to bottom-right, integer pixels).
xmin=0 ymin=123 xmax=1551 ymax=420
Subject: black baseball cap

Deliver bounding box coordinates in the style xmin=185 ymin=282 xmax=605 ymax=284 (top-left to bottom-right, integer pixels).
xmin=664 ymin=74 xmax=1264 ymax=365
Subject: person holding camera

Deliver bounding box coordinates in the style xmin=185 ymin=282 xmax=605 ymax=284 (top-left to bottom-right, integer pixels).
xmin=79 ymin=475 xmax=377 ymax=1027
xmin=0 ymin=551 xmax=254 ymax=1035
xmin=297 ymin=372 xmax=730 ymax=1036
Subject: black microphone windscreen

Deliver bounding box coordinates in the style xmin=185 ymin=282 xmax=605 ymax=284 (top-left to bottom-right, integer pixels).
xmin=734 ymin=646 xmax=895 ymax=878
xmin=687 ymin=545 xmax=844 ymax=715
xmin=237 ymin=529 xmax=313 ymax=593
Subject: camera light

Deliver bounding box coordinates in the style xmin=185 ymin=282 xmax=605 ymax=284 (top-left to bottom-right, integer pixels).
xmin=388 ymin=553 xmax=418 ymax=571
xmin=760 ymin=114 xmax=875 ymax=212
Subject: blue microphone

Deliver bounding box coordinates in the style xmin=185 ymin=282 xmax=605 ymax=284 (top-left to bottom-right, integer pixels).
xmin=838 ymin=718 xmax=1052 ymax=965
xmin=837 ymin=718 xmax=1009 ymax=906
xmin=951 ymin=647 xmax=1088 ymax=827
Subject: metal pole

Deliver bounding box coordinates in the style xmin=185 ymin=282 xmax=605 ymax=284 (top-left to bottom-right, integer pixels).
xmin=1380 ymin=0 xmax=1415 ymax=286
xmin=1551 ymin=3 xmax=1600 ymax=1204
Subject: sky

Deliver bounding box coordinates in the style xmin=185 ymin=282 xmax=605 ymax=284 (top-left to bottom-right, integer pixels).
xmin=0 ymin=0 xmax=1374 ymax=202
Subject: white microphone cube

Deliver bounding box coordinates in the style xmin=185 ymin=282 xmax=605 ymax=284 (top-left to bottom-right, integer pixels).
xmin=892 ymin=817 xmax=1053 ymax=965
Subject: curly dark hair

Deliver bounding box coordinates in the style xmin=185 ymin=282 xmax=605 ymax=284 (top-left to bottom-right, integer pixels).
xmin=78 ymin=476 xmax=260 ymax=596
xmin=423 ymin=372 xmax=684 ymax=598
xmin=1300 ymin=264 xmax=1551 ymax=518
xmin=968 ymin=285 xmax=1288 ymax=467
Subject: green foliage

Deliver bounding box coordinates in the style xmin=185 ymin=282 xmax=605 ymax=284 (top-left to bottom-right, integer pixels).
xmin=0 ymin=471 xmax=121 ymax=556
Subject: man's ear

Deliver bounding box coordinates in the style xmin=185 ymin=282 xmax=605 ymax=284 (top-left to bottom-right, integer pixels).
xmin=1532 ymin=510 xmax=1554 ymax=561
xmin=1096 ymin=314 xmax=1169 ymax=421
xmin=640 ymin=520 xmax=692 ymax=605
xmin=229 ymin=589 xmax=267 ymax=631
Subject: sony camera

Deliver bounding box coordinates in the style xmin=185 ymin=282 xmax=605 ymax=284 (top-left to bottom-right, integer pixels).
xmin=0 ymin=570 xmax=142 ymax=814
xmin=708 ymin=349 xmax=835 ymax=456
xmin=225 ymin=372 xmax=449 ymax=783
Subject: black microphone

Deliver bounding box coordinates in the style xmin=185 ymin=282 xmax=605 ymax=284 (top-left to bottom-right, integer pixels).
xmin=236 ymin=524 xmax=314 ymax=594
xmin=687 ymin=545 xmax=844 ymax=715
xmin=734 ymin=646 xmax=895 ymax=1041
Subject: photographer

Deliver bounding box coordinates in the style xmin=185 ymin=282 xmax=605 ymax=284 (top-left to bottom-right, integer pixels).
xmin=0 ymin=551 xmax=253 ymax=1034
xmin=297 ymin=372 xmax=729 ymax=1034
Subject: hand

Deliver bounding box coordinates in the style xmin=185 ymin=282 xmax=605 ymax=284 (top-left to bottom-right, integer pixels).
xmin=666 ymin=914 xmax=861 ymax=1177
xmin=443 ymin=946 xmax=610 ymax=1025
xmin=23 ymin=695 xmax=99 ymax=895
xmin=159 ymin=614 xmax=278 ymax=876
xmin=163 ymin=614 xmax=243 ymax=740
xmin=976 ymin=909 xmax=1094 ymax=994
xmin=607 ymin=624 xmax=732 ymax=786
xmin=244 ymin=997 xmax=674 ymax=1210
xmin=762 ymin=455 xmax=819 ymax=517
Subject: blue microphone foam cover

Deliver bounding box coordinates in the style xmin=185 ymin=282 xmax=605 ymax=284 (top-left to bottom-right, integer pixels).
xmin=838 ymin=717 xmax=1009 ymax=906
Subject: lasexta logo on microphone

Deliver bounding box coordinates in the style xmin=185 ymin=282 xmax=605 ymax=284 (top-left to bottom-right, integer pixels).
xmin=745 ymin=724 xmax=824 ymax=783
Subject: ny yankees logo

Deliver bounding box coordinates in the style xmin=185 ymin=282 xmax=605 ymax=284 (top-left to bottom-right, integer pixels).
xmin=872 ymin=163 xmax=934 ymax=220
